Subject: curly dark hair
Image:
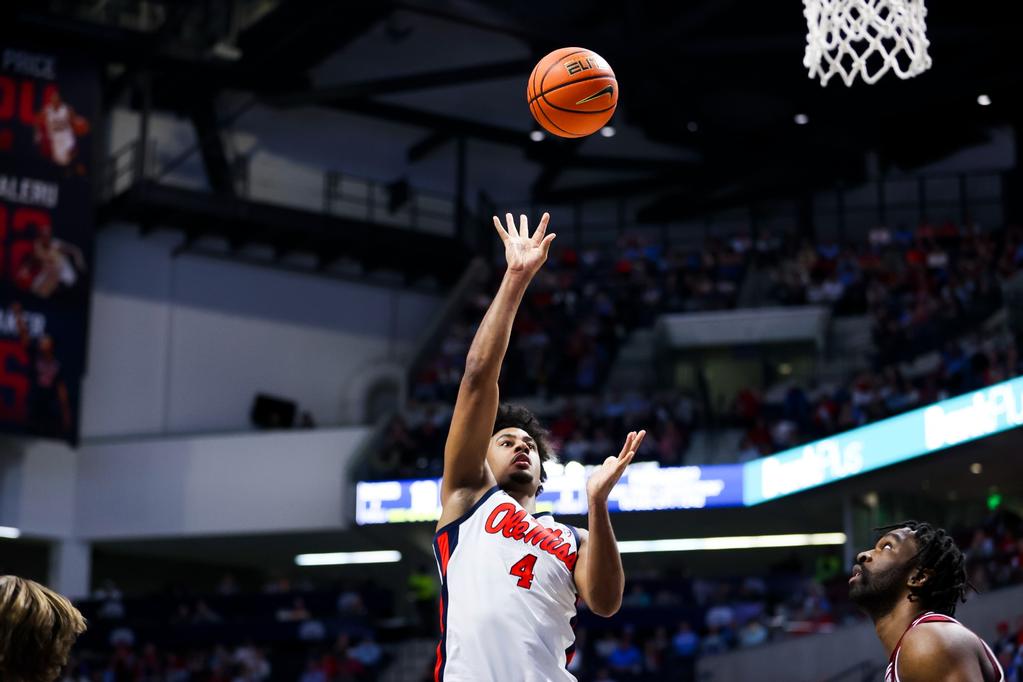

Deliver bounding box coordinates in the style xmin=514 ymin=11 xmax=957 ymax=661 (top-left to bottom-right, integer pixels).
xmin=493 ymin=403 xmax=554 ymax=493
xmin=876 ymin=520 xmax=971 ymax=616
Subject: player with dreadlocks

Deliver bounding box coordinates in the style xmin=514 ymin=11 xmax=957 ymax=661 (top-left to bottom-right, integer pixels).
xmin=849 ymin=520 xmax=1004 ymax=682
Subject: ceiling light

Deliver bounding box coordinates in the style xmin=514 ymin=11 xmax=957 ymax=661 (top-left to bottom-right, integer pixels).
xmin=617 ymin=532 xmax=846 ymax=554
xmin=794 ymin=113 xmax=809 ymax=125
xmin=977 ymin=94 xmax=991 ymax=107
xmin=295 ymin=550 xmax=401 ymax=566
xmin=970 ymin=462 xmax=983 ymax=475
xmin=529 ymin=130 xmax=545 ymax=142
xmin=687 ymin=121 xmax=698 ymax=133
xmin=0 ymin=526 xmax=20 ymax=539
xmin=599 ymin=126 xmax=615 ymax=138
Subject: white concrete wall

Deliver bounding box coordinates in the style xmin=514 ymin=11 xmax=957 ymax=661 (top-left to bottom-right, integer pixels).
xmin=79 ymin=225 xmax=439 ymax=438
xmin=74 ymin=426 xmax=368 ymax=540
xmin=0 ymin=437 xmax=77 ymax=539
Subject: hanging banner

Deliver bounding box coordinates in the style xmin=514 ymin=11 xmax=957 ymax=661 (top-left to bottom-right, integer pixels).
xmin=0 ymin=45 xmax=98 ymax=442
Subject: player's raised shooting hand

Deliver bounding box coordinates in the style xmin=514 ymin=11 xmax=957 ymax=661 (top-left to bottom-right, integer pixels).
xmin=586 ymin=430 xmax=645 ymax=504
xmin=493 ymin=212 xmax=555 ymax=279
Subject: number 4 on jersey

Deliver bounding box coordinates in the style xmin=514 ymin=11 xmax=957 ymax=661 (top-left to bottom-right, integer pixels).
xmin=510 ymin=554 xmax=538 ymax=589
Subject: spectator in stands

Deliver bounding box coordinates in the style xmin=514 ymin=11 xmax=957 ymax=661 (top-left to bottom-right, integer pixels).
xmin=331 ymin=634 xmax=366 ymax=680
xmin=606 ymin=630 xmax=643 ymax=676
xmin=701 ymin=625 xmax=730 ymax=656
xmin=337 ymin=586 xmax=367 ymax=616
xmin=349 ymin=635 xmax=384 ymax=671
xmin=738 ymin=618 xmax=769 ymax=648
xmin=0 ymin=575 xmax=87 ymax=682
xmin=671 ymin=620 xmax=700 ymax=682
xmin=192 ymin=599 xmax=222 ymax=624
xmin=299 ymin=656 xmax=328 ymax=682
xmin=275 ymin=597 xmax=311 ymax=622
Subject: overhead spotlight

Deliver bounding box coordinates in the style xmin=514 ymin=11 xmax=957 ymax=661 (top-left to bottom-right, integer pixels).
xmin=0 ymin=526 xmax=20 ymax=539
xmin=617 ymin=532 xmax=846 ymax=554
xmin=794 ymin=113 xmax=809 ymax=125
xmin=529 ymin=130 xmax=545 ymax=142
xmin=977 ymin=94 xmax=992 ymax=107
xmin=599 ymin=126 xmax=616 ymax=138
xmin=295 ymin=550 xmax=402 ymax=566
xmin=970 ymin=462 xmax=983 ymax=475
xmin=687 ymin=121 xmax=699 ymax=133
xmin=210 ymin=41 xmax=243 ymax=61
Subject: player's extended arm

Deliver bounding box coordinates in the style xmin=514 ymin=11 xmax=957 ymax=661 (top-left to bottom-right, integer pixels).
xmin=440 ymin=213 xmax=555 ymax=502
xmin=575 ymin=430 xmax=646 ymax=617
xmin=59 ymin=241 xmax=87 ymax=271
xmin=896 ymin=624 xmax=990 ymax=682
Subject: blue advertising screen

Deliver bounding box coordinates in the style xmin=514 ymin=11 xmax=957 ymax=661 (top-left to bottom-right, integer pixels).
xmin=357 ymin=376 xmax=1023 ymax=523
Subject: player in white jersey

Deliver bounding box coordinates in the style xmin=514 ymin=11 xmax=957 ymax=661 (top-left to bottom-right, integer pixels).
xmin=849 ymin=521 xmax=1003 ymax=682
xmin=35 ymin=90 xmax=87 ymax=167
xmin=433 ymin=212 xmax=645 ymax=682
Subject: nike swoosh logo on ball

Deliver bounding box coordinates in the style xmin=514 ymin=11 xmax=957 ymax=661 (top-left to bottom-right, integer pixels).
xmin=575 ymin=84 xmax=615 ymax=104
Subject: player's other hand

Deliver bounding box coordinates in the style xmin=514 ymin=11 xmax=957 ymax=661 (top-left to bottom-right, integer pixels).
xmin=493 ymin=212 xmax=555 ymax=278
xmin=587 ymin=430 xmax=645 ymax=503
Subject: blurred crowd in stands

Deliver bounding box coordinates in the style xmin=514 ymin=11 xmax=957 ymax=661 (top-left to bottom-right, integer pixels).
xmin=62 ymin=576 xmax=394 ymax=682
xmin=371 ymin=222 xmax=1023 ymax=478
xmin=58 ymin=509 xmax=1023 ymax=682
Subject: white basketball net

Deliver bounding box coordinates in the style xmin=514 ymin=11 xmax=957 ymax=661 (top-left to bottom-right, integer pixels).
xmin=803 ymin=0 xmax=932 ymax=86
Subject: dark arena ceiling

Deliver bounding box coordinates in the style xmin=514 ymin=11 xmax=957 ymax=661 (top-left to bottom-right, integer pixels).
xmin=4 ymin=0 xmax=1019 ymax=225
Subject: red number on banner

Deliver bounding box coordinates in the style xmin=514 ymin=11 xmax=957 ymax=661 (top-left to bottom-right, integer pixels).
xmin=510 ymin=554 xmax=538 ymax=589
xmin=0 ymin=77 xmax=56 ymax=124
xmin=0 ymin=340 xmax=29 ymax=421
xmin=0 ymin=204 xmax=6 ymax=278
xmin=12 ymin=208 xmax=47 ymax=281
xmin=0 ymin=76 xmax=14 ymax=120
xmin=0 ymin=205 xmax=51 ymax=285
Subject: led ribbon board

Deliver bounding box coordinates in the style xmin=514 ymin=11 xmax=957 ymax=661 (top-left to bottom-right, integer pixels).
xmin=743 ymin=375 xmax=1023 ymax=505
xmin=357 ymin=376 xmax=1023 ymax=523
xmin=355 ymin=461 xmax=744 ymax=525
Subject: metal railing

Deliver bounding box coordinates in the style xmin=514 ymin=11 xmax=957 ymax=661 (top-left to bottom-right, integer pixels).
xmin=101 ymin=137 xmax=465 ymax=236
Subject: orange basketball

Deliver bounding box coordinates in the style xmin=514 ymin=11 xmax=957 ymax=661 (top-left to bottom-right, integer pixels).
xmin=526 ymin=47 xmax=617 ymax=138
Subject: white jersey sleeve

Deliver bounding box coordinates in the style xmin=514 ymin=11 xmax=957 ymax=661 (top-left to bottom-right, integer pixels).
xmin=433 ymin=486 xmax=580 ymax=682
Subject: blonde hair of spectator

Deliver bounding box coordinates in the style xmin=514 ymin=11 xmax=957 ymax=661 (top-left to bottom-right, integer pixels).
xmin=0 ymin=575 xmax=87 ymax=682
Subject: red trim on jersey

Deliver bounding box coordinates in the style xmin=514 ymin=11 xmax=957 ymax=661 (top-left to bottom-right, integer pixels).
xmin=434 ymin=593 xmax=446 ymax=682
xmin=437 ymin=531 xmax=451 ymax=577
xmin=887 ymin=612 xmax=1004 ymax=682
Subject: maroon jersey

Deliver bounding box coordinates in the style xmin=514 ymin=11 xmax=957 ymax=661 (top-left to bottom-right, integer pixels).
xmin=885 ymin=612 xmax=1003 ymax=682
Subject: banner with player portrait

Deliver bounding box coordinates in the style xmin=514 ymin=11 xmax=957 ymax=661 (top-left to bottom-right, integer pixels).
xmin=0 ymin=45 xmax=98 ymax=443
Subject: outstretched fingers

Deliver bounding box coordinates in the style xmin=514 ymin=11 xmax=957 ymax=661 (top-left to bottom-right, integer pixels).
xmin=532 ymin=212 xmax=551 ymax=243
xmin=618 ymin=430 xmax=646 ymax=462
xmin=493 ymin=215 xmax=509 ymax=242
xmin=518 ymin=213 xmax=529 ymax=238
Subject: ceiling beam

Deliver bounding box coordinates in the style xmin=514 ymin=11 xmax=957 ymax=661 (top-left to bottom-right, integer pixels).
xmin=536 ymin=174 xmax=693 ymax=203
xmin=332 ymin=99 xmax=698 ymax=173
xmin=408 ymin=131 xmax=451 ymax=162
xmin=270 ymin=59 xmax=532 ymax=107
